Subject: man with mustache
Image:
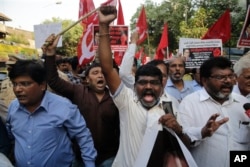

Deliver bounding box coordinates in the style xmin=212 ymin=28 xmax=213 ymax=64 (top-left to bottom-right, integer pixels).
xmin=178 ymin=56 xmax=250 ymax=167
xmin=165 ymin=57 xmax=194 ymax=102
xmin=97 ymin=6 xmax=197 ymax=167
xmin=42 ymin=36 xmax=120 ymax=166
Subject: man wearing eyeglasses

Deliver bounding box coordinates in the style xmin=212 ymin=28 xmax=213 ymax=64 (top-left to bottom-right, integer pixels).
xmin=178 ymin=56 xmax=250 ymax=167
xmin=6 ymin=60 xmax=97 ymax=167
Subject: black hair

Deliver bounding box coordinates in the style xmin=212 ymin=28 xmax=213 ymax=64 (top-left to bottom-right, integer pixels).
xmin=8 ymin=60 xmax=46 ymax=84
xmin=85 ymin=62 xmax=101 ymax=77
xmin=70 ymin=56 xmax=79 ymax=71
xmin=133 ymin=57 xmax=138 ymax=67
xmin=135 ymin=64 xmax=163 ymax=83
xmin=200 ymin=56 xmax=232 ymax=79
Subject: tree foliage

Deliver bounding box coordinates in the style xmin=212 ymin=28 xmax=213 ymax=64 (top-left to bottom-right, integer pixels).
xmin=131 ymin=0 xmax=246 ymax=56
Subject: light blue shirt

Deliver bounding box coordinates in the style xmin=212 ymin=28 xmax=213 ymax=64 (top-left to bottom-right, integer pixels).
xmin=6 ymin=91 xmax=96 ymax=167
xmin=192 ymin=80 xmax=202 ymax=92
xmin=165 ymin=78 xmax=194 ymax=102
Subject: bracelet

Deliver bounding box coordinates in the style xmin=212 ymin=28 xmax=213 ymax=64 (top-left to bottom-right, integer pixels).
xmin=98 ymin=33 xmax=110 ymax=37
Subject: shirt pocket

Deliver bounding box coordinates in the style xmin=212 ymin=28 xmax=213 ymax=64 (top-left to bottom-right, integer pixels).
xmin=234 ymin=124 xmax=250 ymax=144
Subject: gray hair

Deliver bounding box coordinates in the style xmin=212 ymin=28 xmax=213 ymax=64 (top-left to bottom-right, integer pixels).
xmin=233 ymin=53 xmax=250 ymax=77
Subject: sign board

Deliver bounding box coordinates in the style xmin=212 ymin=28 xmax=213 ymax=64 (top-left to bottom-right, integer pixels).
xmin=179 ymin=38 xmax=223 ymax=68
xmin=93 ymin=25 xmax=128 ymax=52
xmin=34 ymin=23 xmax=62 ymax=48
xmin=237 ymin=5 xmax=250 ymax=48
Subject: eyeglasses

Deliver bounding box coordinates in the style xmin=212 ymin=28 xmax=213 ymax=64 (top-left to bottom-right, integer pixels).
xmin=12 ymin=81 xmax=34 ymax=88
xmin=209 ymin=74 xmax=235 ymax=81
xmin=136 ymin=79 xmax=161 ymax=86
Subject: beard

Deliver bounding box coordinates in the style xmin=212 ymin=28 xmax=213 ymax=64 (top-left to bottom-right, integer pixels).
xmin=206 ymin=84 xmax=233 ymax=101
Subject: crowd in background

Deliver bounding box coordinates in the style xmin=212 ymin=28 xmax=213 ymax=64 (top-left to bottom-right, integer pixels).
xmin=0 ymin=6 xmax=250 ymax=167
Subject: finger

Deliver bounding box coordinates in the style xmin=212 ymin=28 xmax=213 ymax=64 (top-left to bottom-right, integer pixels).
xmin=206 ymin=119 xmax=214 ymax=128
xmin=217 ymin=117 xmax=229 ymax=125
xmin=209 ymin=113 xmax=220 ymax=121
xmin=52 ymin=35 xmax=61 ymax=47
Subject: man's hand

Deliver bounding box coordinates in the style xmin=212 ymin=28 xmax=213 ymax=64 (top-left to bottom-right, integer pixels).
xmin=201 ymin=113 xmax=229 ymax=138
xmin=98 ymin=6 xmax=117 ymax=26
xmin=130 ymin=30 xmax=139 ymax=44
xmin=159 ymin=113 xmax=183 ymax=135
xmin=41 ymin=34 xmax=61 ymax=56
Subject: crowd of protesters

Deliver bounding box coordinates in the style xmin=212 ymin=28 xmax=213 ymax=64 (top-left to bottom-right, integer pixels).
xmin=0 ymin=5 xmax=250 ymax=167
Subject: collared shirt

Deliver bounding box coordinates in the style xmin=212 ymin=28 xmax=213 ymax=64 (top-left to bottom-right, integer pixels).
xmin=165 ymin=78 xmax=194 ymax=102
xmin=6 ymin=91 xmax=96 ymax=167
xmin=178 ymin=88 xmax=250 ymax=167
xmin=233 ymin=84 xmax=250 ymax=101
xmin=111 ymin=83 xmax=180 ymax=167
xmin=191 ymin=80 xmax=202 ymax=92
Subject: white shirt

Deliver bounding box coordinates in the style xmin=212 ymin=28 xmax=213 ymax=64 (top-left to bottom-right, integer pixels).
xmin=0 ymin=153 xmax=13 ymax=167
xmin=178 ymin=88 xmax=250 ymax=167
xmin=111 ymin=83 xmax=180 ymax=167
xmin=233 ymin=84 xmax=250 ymax=101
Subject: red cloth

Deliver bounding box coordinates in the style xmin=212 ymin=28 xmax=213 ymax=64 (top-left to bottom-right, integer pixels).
xmin=117 ymin=0 xmax=124 ymax=25
xmin=155 ymin=23 xmax=169 ymax=60
xmin=202 ymin=9 xmax=231 ymax=43
xmin=77 ymin=0 xmax=117 ymax=66
xmin=136 ymin=6 xmax=148 ymax=45
xmin=113 ymin=0 xmax=125 ymax=66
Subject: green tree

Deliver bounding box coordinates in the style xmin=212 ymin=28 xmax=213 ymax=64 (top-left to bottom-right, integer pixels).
xmin=130 ymin=0 xmax=245 ymax=55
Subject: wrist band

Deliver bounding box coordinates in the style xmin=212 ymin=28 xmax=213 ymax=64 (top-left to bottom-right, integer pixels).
xmin=98 ymin=33 xmax=110 ymax=37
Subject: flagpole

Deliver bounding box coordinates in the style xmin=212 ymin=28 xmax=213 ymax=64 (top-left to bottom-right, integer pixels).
xmin=57 ymin=7 xmax=99 ymax=36
xmin=166 ymin=47 xmax=169 ymax=59
xmin=147 ymin=33 xmax=150 ymax=57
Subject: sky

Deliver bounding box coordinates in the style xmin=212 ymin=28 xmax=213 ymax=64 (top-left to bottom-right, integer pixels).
xmin=0 ymin=0 xmax=163 ymax=32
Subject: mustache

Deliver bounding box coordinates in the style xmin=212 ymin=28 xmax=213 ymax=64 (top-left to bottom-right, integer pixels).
xmin=142 ymin=89 xmax=156 ymax=97
xmin=221 ymin=85 xmax=233 ymax=89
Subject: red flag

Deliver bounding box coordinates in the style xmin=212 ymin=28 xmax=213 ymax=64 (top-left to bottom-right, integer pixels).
xmin=78 ymin=0 xmax=95 ymax=24
xmin=202 ymin=10 xmax=231 ymax=43
xmin=155 ymin=23 xmax=168 ymax=60
xmin=117 ymin=0 xmax=124 ymax=25
xmin=135 ymin=47 xmax=144 ymax=59
xmin=101 ymin=0 xmax=117 ymax=6
xmin=113 ymin=0 xmax=125 ymax=66
xmin=77 ymin=0 xmax=117 ymax=66
xmin=136 ymin=6 xmax=148 ymax=45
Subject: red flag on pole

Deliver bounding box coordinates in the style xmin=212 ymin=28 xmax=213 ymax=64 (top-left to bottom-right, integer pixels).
xmin=136 ymin=6 xmax=148 ymax=45
xmin=202 ymin=10 xmax=231 ymax=43
xmin=101 ymin=0 xmax=117 ymax=6
xmin=77 ymin=0 xmax=97 ymax=66
xmin=77 ymin=0 xmax=117 ymax=66
xmin=135 ymin=47 xmax=143 ymax=59
xmin=155 ymin=23 xmax=169 ymax=60
xmin=78 ymin=0 xmax=95 ymax=24
xmin=114 ymin=0 xmax=125 ymax=65
xmin=117 ymin=0 xmax=124 ymax=25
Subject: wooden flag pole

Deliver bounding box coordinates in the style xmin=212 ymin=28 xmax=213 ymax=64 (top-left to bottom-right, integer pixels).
xmin=57 ymin=7 xmax=99 ymax=36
